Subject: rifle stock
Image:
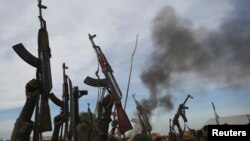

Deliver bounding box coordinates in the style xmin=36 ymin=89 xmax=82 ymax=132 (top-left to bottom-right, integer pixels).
xmin=38 ymin=94 xmax=52 ymax=132
xmin=115 ymin=100 xmax=132 ymax=134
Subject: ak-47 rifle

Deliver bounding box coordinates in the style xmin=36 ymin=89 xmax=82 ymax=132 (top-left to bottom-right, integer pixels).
xmin=62 ymin=63 xmax=70 ymax=140
xmin=212 ymin=102 xmax=220 ymax=125
xmin=12 ymin=0 xmax=52 ymax=140
xmin=172 ymin=94 xmax=193 ymax=139
xmin=71 ymin=86 xmax=88 ymax=141
xmin=132 ymin=94 xmax=152 ymax=138
xmin=51 ymin=63 xmax=71 ymax=141
xmin=87 ymin=34 xmax=133 ymax=135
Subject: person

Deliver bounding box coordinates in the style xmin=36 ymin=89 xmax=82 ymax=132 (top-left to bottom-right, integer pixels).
xmin=51 ymin=113 xmax=64 ymax=141
xmin=11 ymin=79 xmax=39 ymax=141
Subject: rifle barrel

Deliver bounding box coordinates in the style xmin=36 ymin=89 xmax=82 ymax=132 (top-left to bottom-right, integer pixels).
xmin=182 ymin=94 xmax=193 ymax=105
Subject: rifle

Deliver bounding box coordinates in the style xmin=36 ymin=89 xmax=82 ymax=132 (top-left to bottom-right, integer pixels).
xmin=212 ymin=102 xmax=220 ymax=125
xmin=132 ymin=94 xmax=152 ymax=138
xmin=172 ymin=94 xmax=193 ymax=138
xmin=51 ymin=63 xmax=71 ymax=141
xmin=87 ymin=34 xmax=133 ymax=134
xmin=62 ymin=63 xmax=70 ymax=140
xmin=12 ymin=0 xmax=52 ymax=140
xmin=71 ymin=86 xmax=88 ymax=141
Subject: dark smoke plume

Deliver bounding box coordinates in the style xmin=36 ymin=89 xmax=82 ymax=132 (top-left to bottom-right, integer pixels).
xmin=140 ymin=2 xmax=250 ymax=116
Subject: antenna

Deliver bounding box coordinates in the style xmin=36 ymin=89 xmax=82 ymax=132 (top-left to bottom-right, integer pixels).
xmin=124 ymin=34 xmax=138 ymax=110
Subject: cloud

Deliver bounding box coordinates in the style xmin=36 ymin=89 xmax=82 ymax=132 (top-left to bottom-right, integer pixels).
xmin=140 ymin=0 xmax=250 ymax=117
xmin=0 ymin=119 xmax=15 ymax=140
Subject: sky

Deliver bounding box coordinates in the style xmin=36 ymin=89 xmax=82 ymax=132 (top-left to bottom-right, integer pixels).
xmin=1 ymin=0 xmax=250 ymax=140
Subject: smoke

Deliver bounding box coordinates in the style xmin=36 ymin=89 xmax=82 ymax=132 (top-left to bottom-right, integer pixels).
xmin=140 ymin=2 xmax=250 ymax=116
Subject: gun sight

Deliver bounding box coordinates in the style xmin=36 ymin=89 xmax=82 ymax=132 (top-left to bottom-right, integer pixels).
xmin=63 ymin=62 xmax=68 ymax=69
xmin=188 ymin=94 xmax=193 ymax=99
xmin=38 ymin=4 xmax=47 ymax=9
xmin=89 ymin=34 xmax=96 ymax=40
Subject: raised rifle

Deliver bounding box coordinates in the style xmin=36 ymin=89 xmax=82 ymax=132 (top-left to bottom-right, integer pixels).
xmin=132 ymin=94 xmax=152 ymax=138
xmin=212 ymin=102 xmax=220 ymax=125
xmin=62 ymin=63 xmax=70 ymax=140
xmin=71 ymin=86 xmax=88 ymax=141
xmin=12 ymin=0 xmax=52 ymax=140
xmin=51 ymin=63 xmax=71 ymax=141
xmin=172 ymin=94 xmax=193 ymax=139
xmin=87 ymin=34 xmax=133 ymax=134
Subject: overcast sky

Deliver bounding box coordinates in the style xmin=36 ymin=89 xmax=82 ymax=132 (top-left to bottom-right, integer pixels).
xmin=1 ymin=0 xmax=250 ymax=140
